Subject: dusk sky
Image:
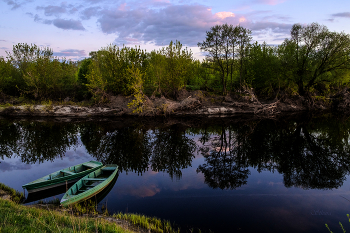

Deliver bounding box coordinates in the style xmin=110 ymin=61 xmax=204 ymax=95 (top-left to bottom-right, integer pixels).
xmin=1 ymin=0 xmax=350 ymax=60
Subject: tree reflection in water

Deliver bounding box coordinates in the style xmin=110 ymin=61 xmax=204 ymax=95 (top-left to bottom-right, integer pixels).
xmin=151 ymin=124 xmax=196 ymax=180
xmin=196 ymin=115 xmax=350 ymax=190
xmin=0 ymin=114 xmax=350 ymax=190
xmin=0 ymin=120 xmax=79 ymax=163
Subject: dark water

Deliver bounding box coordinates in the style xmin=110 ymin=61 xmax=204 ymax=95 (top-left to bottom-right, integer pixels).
xmin=1 ymin=114 xmax=350 ymax=232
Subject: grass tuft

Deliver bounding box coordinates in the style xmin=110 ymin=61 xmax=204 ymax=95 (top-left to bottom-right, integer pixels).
xmin=113 ymin=212 xmax=180 ymax=233
xmin=0 ymin=183 xmax=25 ymax=203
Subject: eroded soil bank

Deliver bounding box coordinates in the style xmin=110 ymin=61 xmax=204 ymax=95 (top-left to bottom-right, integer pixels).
xmin=1 ymin=89 xmax=349 ymax=118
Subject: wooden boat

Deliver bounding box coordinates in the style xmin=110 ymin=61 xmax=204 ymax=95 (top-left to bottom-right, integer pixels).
xmin=60 ymin=164 xmax=118 ymax=207
xmin=22 ymin=161 xmax=103 ymax=193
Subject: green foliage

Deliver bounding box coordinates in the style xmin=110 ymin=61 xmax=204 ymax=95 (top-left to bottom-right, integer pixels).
xmin=147 ymin=40 xmax=193 ymax=98
xmin=127 ymin=65 xmax=146 ymax=113
xmin=198 ymin=24 xmax=252 ymax=94
xmin=3 ymin=43 xmax=78 ymax=100
xmin=85 ymin=61 xmax=109 ymax=104
xmin=279 ymin=22 xmax=350 ymax=96
xmin=23 ymin=57 xmax=77 ymax=100
xmin=0 ymin=22 xmax=349 ymax=104
xmin=88 ymin=44 xmax=147 ymax=96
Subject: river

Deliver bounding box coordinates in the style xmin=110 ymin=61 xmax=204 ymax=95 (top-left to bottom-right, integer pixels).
xmin=0 ymin=113 xmax=350 ymax=232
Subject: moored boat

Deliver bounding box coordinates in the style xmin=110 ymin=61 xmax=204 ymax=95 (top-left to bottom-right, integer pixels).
xmin=22 ymin=161 xmax=103 ymax=193
xmin=60 ymin=164 xmax=118 ymax=207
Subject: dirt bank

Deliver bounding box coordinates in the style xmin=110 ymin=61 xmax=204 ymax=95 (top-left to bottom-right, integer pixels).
xmin=0 ymin=89 xmax=344 ymax=118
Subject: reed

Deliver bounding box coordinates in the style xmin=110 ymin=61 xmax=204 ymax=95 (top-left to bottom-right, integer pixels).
xmin=113 ymin=212 xmax=180 ymax=233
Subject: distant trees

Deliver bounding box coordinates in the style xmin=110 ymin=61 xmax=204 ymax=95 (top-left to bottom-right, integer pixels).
xmin=0 ymin=22 xmax=349 ymax=103
xmin=279 ymin=23 xmax=350 ymax=96
xmin=4 ymin=43 xmax=77 ymax=100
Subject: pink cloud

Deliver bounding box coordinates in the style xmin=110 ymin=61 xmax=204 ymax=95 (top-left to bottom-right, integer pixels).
xmin=117 ymin=3 xmax=128 ymax=11
xmin=215 ymin=11 xmax=235 ymax=19
xmin=256 ymin=0 xmax=286 ymax=5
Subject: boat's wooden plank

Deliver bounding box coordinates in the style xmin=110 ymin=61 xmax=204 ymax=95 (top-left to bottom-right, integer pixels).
xmin=61 ymin=171 xmax=75 ymax=175
xmin=83 ymin=162 xmax=100 ymax=168
xmin=83 ymin=178 xmax=106 ymax=181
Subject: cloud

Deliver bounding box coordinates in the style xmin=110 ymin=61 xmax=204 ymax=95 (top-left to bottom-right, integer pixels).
xmin=95 ymin=3 xmax=292 ymax=47
xmin=331 ymin=12 xmax=350 ymax=18
xmin=34 ymin=14 xmax=85 ymax=31
xmin=53 ymin=49 xmax=87 ymax=57
xmin=0 ymin=161 xmax=31 ymax=172
xmin=34 ymin=14 xmax=53 ymax=25
xmin=98 ymin=4 xmax=243 ymax=46
xmin=3 ymin=0 xmax=20 ymax=10
xmin=255 ymin=0 xmax=286 ymax=5
xmin=53 ymin=19 xmax=85 ymax=30
xmin=80 ymin=6 xmax=101 ymax=20
xmin=37 ymin=4 xmax=67 ymax=17
xmin=215 ymin=12 xmax=235 ymax=19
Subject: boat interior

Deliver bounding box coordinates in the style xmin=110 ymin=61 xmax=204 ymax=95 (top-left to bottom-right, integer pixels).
xmin=69 ymin=166 xmax=117 ymax=195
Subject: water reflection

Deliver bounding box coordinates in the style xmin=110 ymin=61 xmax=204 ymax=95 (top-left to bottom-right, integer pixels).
xmin=151 ymin=124 xmax=196 ymax=180
xmin=0 ymin=121 xmax=79 ymax=163
xmin=196 ymin=116 xmax=350 ymax=190
xmin=81 ymin=123 xmax=152 ymax=175
xmin=0 ymin=114 xmax=350 ymax=191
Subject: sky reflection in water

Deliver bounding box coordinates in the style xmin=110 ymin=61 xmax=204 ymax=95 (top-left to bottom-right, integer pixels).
xmin=1 ymin=116 xmax=350 ymax=233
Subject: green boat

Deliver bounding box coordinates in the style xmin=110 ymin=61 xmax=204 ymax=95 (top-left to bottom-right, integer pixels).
xmin=60 ymin=164 xmax=118 ymax=207
xmin=22 ymin=161 xmax=103 ymax=193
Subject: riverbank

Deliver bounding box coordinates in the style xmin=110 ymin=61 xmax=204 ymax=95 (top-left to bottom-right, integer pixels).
xmin=1 ymin=88 xmax=346 ymax=118
xmin=0 ymin=183 xmax=179 ymax=233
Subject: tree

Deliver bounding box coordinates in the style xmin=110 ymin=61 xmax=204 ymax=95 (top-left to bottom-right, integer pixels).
xmin=198 ymin=24 xmax=251 ymax=94
xmin=279 ymin=23 xmax=350 ymax=96
xmin=6 ymin=43 xmax=53 ymax=74
xmin=147 ymin=40 xmax=193 ymax=98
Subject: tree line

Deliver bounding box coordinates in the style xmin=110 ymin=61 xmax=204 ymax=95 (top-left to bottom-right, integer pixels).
xmin=1 ymin=22 xmax=350 ymax=103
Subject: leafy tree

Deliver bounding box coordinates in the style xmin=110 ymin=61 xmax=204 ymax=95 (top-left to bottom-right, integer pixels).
xmin=6 ymin=43 xmax=53 ymax=74
xmin=246 ymin=42 xmax=282 ymax=97
xmin=87 ymin=44 xmax=147 ymax=96
xmin=198 ymin=24 xmax=252 ymax=94
xmin=158 ymin=41 xmax=193 ymax=98
xmin=279 ymin=23 xmax=350 ymax=96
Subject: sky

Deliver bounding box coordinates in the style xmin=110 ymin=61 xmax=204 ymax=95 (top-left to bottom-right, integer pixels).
xmin=1 ymin=0 xmax=350 ymax=60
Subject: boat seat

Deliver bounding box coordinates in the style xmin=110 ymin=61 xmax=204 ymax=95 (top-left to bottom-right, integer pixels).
xmin=83 ymin=178 xmax=106 ymax=181
xmin=101 ymin=167 xmax=117 ymax=171
xmin=61 ymin=171 xmax=75 ymax=175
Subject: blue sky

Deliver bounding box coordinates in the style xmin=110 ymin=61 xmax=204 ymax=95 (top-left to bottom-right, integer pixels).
xmin=1 ymin=0 xmax=350 ymax=60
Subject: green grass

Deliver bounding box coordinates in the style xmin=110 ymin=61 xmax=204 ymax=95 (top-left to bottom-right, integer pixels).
xmin=0 ymin=183 xmax=24 ymax=203
xmin=0 ymin=183 xmax=180 ymax=233
xmin=0 ymin=198 xmax=133 ymax=233
xmin=113 ymin=212 xmax=180 ymax=233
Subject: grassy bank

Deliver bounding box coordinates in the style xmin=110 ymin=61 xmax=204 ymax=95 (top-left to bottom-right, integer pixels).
xmin=0 ymin=183 xmax=180 ymax=233
xmin=113 ymin=212 xmax=180 ymax=233
xmin=0 ymin=183 xmax=25 ymax=203
xmin=0 ymin=198 xmax=132 ymax=233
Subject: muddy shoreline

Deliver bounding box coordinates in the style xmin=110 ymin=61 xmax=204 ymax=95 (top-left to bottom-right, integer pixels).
xmin=0 ymin=89 xmax=348 ymax=118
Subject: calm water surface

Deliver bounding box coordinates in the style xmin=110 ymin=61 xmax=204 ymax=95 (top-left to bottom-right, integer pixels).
xmin=1 ymin=114 xmax=350 ymax=232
